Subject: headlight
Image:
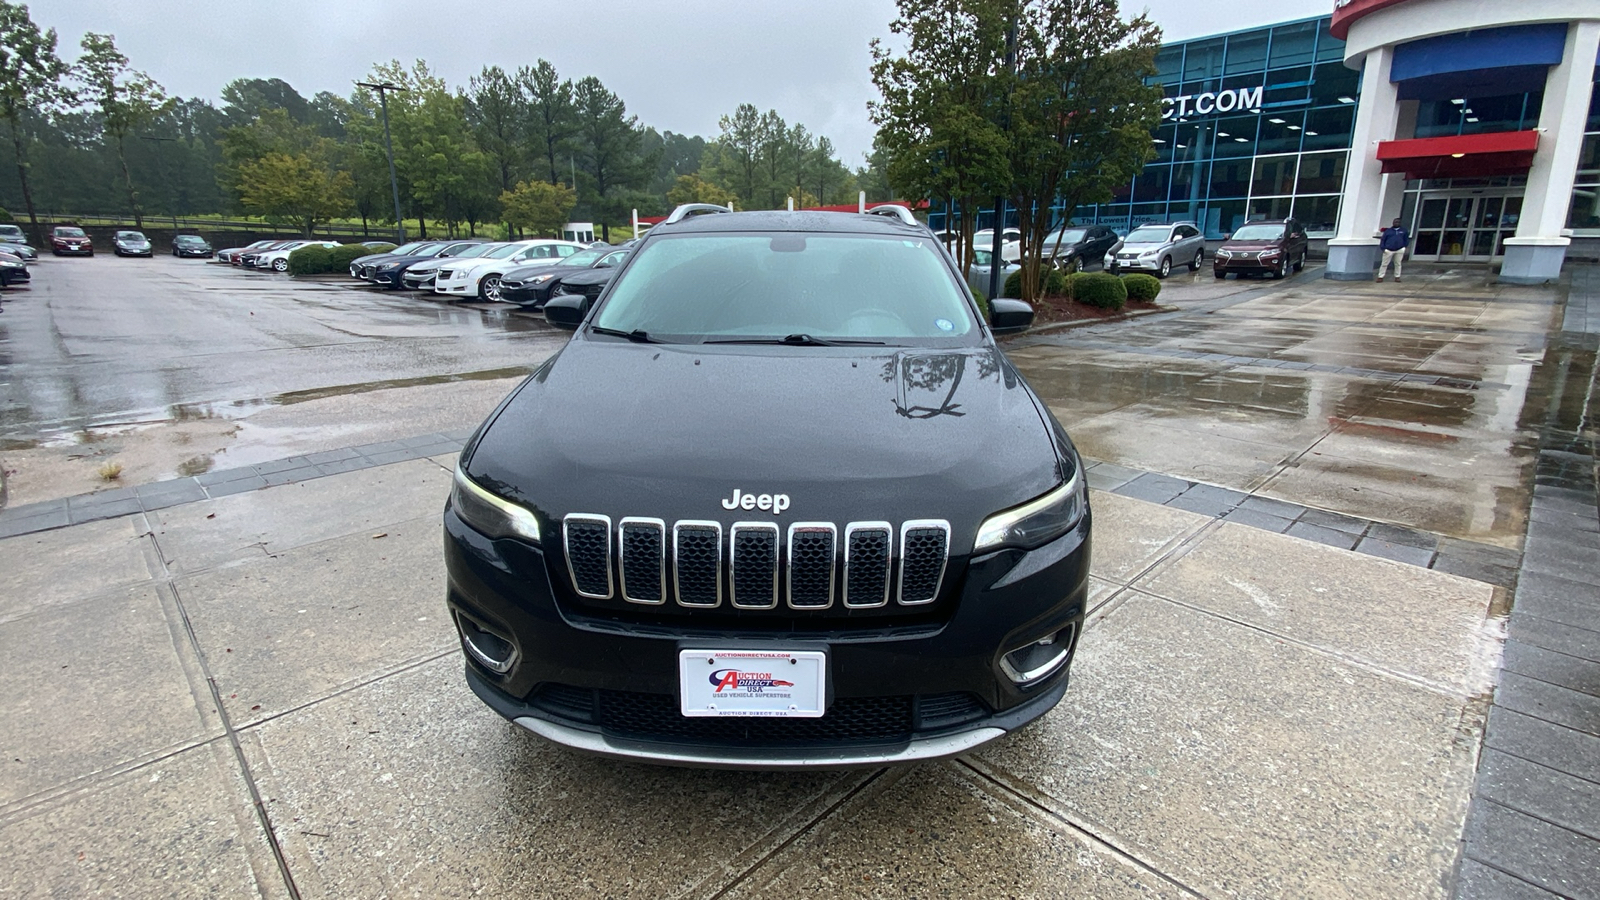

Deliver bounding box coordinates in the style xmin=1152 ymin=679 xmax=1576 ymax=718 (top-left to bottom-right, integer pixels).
xmin=451 ymin=467 xmax=541 ymax=544
xmin=1216 ymin=249 xmax=1231 ymax=259
xmin=1259 ymin=250 xmax=1281 ymax=259
xmin=531 ymin=273 xmax=557 ymax=284
xmin=973 ymin=465 xmax=1087 ymax=553
xmin=0 ymin=260 xmax=22 ymax=268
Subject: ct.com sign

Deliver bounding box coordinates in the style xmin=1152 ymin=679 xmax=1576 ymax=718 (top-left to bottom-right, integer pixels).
xmin=1161 ymin=86 xmax=1264 ymax=120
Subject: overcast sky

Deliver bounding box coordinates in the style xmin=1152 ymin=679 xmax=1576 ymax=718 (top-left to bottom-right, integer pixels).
xmin=38 ymin=0 xmax=1333 ymax=166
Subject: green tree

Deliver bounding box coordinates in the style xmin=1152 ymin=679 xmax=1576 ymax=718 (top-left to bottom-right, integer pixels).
xmin=521 ymin=60 xmax=576 ymax=187
xmin=218 ymin=106 xmax=319 ymax=204
xmin=466 ymin=65 xmax=526 ymax=196
xmin=572 ymin=75 xmax=652 ymax=241
xmin=220 ymin=77 xmax=307 ymax=128
xmin=0 ymin=1 xmax=68 ymax=244
xmin=666 ymin=173 xmax=736 ymax=208
xmin=499 ymin=179 xmax=574 ymax=237
xmin=236 ymin=150 xmax=352 ymax=235
xmin=74 ymin=32 xmax=169 ymax=228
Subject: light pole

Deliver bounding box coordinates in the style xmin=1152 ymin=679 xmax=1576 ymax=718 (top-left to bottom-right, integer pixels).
xmin=357 ymin=81 xmax=408 ymax=243
xmin=988 ymin=12 xmax=1019 ymax=303
xmin=140 ymin=134 xmax=181 ymax=234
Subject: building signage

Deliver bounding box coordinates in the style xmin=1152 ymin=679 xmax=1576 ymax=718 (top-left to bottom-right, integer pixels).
xmin=1161 ymin=86 xmax=1264 ymax=120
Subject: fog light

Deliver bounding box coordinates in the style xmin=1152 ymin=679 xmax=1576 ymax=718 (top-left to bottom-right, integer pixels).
xmin=1000 ymin=625 xmax=1077 ymax=685
xmin=456 ymin=612 xmax=518 ymax=673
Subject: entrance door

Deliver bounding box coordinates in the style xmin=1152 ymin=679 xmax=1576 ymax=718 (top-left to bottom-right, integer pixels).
xmin=1411 ymin=192 xmax=1522 ymax=261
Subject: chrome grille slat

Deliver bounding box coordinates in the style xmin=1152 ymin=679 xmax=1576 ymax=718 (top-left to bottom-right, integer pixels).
xmin=787 ymin=522 xmax=838 ymax=609
xmin=844 ymin=522 xmax=892 ymax=609
xmin=673 ymin=521 xmax=723 ymax=608
xmin=563 ymin=514 xmax=613 ymax=600
xmin=898 ymin=519 xmax=950 ymax=606
xmin=618 ymin=517 xmax=666 ymax=605
xmin=730 ymin=523 xmax=780 ymax=609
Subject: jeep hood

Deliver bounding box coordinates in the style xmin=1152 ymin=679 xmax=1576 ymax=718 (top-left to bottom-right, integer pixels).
xmin=466 ymin=341 xmax=1064 ymax=550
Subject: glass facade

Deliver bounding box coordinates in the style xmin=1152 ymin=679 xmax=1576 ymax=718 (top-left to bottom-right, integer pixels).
xmin=929 ymin=16 xmax=1600 ymax=243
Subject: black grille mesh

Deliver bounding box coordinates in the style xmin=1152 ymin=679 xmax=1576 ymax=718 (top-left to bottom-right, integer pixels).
xmin=620 ymin=522 xmax=664 ymax=604
xmin=565 ymin=520 xmax=611 ymax=597
xmin=900 ymin=526 xmax=949 ymax=604
xmin=732 ymin=527 xmax=778 ymax=608
xmin=916 ymin=692 xmax=986 ymax=729
xmin=675 ymin=525 xmax=721 ymax=607
xmin=845 ymin=527 xmax=891 ymax=607
xmin=598 ymin=691 xmax=911 ymax=746
xmin=788 ymin=528 xmax=836 ymax=608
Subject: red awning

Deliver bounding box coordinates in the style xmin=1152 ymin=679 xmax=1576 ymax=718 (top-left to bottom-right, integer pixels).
xmin=1375 ymin=130 xmax=1540 ymax=178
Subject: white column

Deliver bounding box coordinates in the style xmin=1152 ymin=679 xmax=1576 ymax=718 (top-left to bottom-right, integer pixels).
xmin=1327 ymin=46 xmax=1403 ymax=280
xmin=1503 ymin=20 xmax=1600 ymax=283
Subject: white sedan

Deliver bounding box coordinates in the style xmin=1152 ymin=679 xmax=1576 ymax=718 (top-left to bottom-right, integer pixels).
xmin=433 ymin=240 xmax=586 ymax=301
xmin=252 ymin=240 xmax=340 ymax=272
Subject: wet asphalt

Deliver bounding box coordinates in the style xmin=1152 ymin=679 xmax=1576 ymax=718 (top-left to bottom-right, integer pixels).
xmin=0 ymin=254 xmax=568 ymax=439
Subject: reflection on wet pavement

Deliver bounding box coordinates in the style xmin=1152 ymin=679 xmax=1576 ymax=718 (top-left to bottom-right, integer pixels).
xmin=1009 ymin=269 xmax=1556 ymax=546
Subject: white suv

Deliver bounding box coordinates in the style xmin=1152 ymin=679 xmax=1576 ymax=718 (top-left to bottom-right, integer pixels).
xmin=433 ymin=240 xmax=586 ymax=301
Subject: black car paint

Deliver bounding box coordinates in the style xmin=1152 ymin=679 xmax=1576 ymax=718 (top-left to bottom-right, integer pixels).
xmin=367 ymin=241 xmax=485 ymax=287
xmin=1046 ymin=225 xmax=1119 ymax=271
xmin=446 ymin=210 xmax=1085 ymax=764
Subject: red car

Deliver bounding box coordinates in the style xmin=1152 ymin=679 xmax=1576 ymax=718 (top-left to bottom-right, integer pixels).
xmin=50 ymin=226 xmax=93 ymax=256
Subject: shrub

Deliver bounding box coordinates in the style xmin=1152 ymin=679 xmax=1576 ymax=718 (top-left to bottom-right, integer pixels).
xmin=1121 ymin=273 xmax=1162 ymax=302
xmin=1073 ymin=272 xmax=1127 ymax=311
xmin=970 ymin=283 xmax=990 ymax=320
xmin=287 ymin=244 xmax=333 ymax=275
xmin=1003 ymin=266 xmax=1070 ymax=299
xmin=328 ymin=243 xmax=377 ymax=271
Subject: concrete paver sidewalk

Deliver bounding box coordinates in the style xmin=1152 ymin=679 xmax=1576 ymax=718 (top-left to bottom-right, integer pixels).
xmin=0 ymin=453 xmax=1501 ymax=898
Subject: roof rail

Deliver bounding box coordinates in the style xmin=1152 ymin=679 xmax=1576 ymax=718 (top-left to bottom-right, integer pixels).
xmin=864 ymin=204 xmax=919 ymax=227
xmin=662 ymin=203 xmax=735 ymax=225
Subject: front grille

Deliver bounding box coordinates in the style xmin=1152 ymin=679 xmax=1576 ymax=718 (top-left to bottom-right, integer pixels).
xmin=599 ymin=690 xmax=912 ymax=746
xmin=674 ymin=521 xmax=723 ymax=607
xmin=560 ymin=515 xmax=952 ymax=615
xmin=563 ymin=515 xmax=613 ymax=599
xmin=730 ymin=523 xmax=779 ymax=609
xmin=844 ymin=523 xmax=892 ymax=608
xmin=580 ymin=282 xmax=604 ymax=300
xmin=438 ymin=268 xmax=454 ymax=279
xmin=787 ymin=524 xmax=837 ymax=609
xmin=916 ymin=692 xmax=987 ymax=730
xmin=899 ymin=521 xmax=951 ymax=605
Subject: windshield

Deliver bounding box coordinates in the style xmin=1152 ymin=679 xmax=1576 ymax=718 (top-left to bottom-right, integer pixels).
xmin=117 ymin=231 xmax=145 ymax=240
xmin=1124 ymin=227 xmax=1172 ymax=243
xmin=389 ymin=242 xmax=425 ymax=255
xmin=1048 ymin=229 xmax=1086 ymax=246
xmin=410 ymin=243 xmax=445 ymax=255
xmin=1230 ymin=224 xmax=1286 ymax=241
xmin=56 ymin=227 xmax=86 ymax=237
xmin=449 ymin=243 xmax=496 ymax=259
xmin=0 ymin=225 xmax=22 ymax=237
xmin=972 ymin=249 xmax=997 ymax=267
xmin=593 ymin=233 xmax=975 ymax=343
xmin=176 ymin=235 xmax=204 ymax=244
xmin=560 ymin=249 xmax=607 ymax=267
xmin=441 ymin=243 xmax=480 ymax=256
xmin=483 ymin=243 xmax=524 ymax=260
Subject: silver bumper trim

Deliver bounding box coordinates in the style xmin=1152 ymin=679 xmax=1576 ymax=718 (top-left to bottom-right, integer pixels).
xmin=511 ymin=716 xmax=1006 ymax=770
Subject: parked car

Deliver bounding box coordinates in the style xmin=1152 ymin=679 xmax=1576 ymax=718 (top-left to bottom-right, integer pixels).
xmin=400 ymin=244 xmax=496 ymax=291
xmin=112 ymin=230 xmax=153 ymax=257
xmin=1213 ymin=219 xmax=1309 ymax=280
xmin=231 ymin=240 xmax=295 ymax=266
xmin=250 ymin=240 xmax=340 ymax=272
xmin=447 ymin=203 xmax=1082 ymax=768
xmin=965 ymin=247 xmax=1021 ymax=296
xmin=1039 ymin=225 xmax=1120 ymax=273
xmin=973 ymin=226 xmax=1023 ymax=262
xmin=500 ymin=246 xmax=632 ymax=307
xmin=349 ymin=241 xmax=433 ymax=279
xmin=172 ymin=235 xmax=213 ymax=258
xmin=433 ymin=240 xmax=586 ymax=301
xmin=1105 ymin=222 xmax=1205 ymax=278
xmin=0 ymin=247 xmax=29 ymax=285
xmin=217 ymin=239 xmax=278 ymax=264
xmin=542 ymin=257 xmax=624 ymax=305
xmin=364 ymin=240 xmax=486 ymax=288
xmin=50 ymin=226 xmax=93 ymax=256
xmin=0 ymin=224 xmax=36 ymax=261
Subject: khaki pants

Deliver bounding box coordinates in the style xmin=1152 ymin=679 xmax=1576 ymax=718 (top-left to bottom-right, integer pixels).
xmin=1379 ymin=248 xmax=1404 ymax=279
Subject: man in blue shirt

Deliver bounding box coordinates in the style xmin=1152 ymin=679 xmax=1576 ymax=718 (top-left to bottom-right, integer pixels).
xmin=1377 ymin=218 xmax=1409 ymax=283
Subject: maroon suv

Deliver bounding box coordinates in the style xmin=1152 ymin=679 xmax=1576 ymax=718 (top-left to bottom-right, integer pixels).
xmin=1213 ymin=218 xmax=1308 ymax=279
xmin=50 ymin=226 xmax=93 ymax=257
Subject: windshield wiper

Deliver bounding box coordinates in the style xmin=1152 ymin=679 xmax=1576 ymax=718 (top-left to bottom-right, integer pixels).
xmin=590 ymin=326 xmax=661 ymax=344
xmin=704 ymin=333 xmax=886 ymax=346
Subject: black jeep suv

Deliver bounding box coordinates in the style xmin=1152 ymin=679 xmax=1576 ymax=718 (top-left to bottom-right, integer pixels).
xmin=444 ymin=204 xmax=1091 ymax=768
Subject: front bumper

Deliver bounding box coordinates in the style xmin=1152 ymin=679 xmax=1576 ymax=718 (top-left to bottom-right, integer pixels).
xmin=499 ymin=284 xmax=546 ymax=306
xmin=402 ymin=272 xmax=438 ymax=290
xmin=370 ymin=269 xmax=407 ymax=287
xmin=444 ymin=506 xmax=1090 ymax=768
xmin=176 ymin=249 xmax=211 ymax=257
xmin=53 ymin=244 xmax=92 ymax=255
xmin=1214 ymin=255 xmax=1282 ymax=275
xmin=1107 ymin=256 xmax=1162 ymax=273
xmin=434 ymin=279 xmax=475 ymax=296
xmin=0 ymin=267 xmax=29 ymax=285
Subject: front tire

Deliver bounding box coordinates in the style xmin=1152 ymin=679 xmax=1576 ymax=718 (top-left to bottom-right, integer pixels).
xmin=1271 ymin=257 xmax=1288 ymax=279
xmin=1157 ymin=256 xmax=1171 ymax=278
xmin=1190 ymin=249 xmax=1203 ymax=271
xmin=1294 ymin=251 xmax=1307 ymax=273
xmin=271 ymin=258 xmax=288 ymax=272
xmin=479 ymin=274 xmax=503 ymax=302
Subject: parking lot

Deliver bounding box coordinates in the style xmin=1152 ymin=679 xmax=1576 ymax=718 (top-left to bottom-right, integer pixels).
xmin=0 ymin=254 xmax=1594 ymax=897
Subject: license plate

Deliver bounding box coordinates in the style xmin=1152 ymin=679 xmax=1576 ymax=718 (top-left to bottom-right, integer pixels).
xmin=679 ymin=649 xmax=826 ymax=718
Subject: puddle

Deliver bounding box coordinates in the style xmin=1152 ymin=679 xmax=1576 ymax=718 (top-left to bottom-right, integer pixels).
xmin=176 ymin=454 xmax=214 ymax=476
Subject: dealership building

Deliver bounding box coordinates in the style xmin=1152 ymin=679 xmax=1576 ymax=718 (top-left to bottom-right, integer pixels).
xmin=936 ymin=0 xmax=1600 ymax=283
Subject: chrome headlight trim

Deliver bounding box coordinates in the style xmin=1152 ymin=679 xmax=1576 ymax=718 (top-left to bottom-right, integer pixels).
xmin=972 ymin=466 xmax=1087 ymax=554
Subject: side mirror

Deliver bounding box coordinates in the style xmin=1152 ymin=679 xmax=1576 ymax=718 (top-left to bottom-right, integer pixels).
xmin=989 ymin=297 xmax=1034 ymax=336
xmin=543 ymin=294 xmax=588 ymax=330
